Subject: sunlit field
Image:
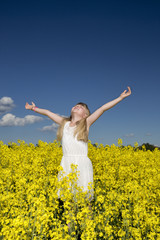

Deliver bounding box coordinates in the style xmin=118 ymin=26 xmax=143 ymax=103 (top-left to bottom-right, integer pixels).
xmin=0 ymin=139 xmax=160 ymax=240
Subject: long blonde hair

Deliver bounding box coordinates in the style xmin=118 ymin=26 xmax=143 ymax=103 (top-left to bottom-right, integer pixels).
xmin=57 ymin=102 xmax=90 ymax=143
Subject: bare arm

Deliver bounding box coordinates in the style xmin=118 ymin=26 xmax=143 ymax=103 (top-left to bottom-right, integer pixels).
xmin=25 ymin=102 xmax=64 ymax=125
xmin=87 ymin=86 xmax=131 ymax=127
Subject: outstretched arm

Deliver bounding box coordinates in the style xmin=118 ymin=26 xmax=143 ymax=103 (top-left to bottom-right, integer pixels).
xmin=87 ymin=86 xmax=131 ymax=127
xmin=25 ymin=102 xmax=64 ymax=125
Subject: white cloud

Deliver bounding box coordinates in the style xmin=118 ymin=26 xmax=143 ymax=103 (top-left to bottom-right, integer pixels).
xmin=123 ymin=133 xmax=135 ymax=137
xmin=0 ymin=113 xmax=43 ymax=127
xmin=40 ymin=123 xmax=59 ymax=132
xmin=155 ymin=144 xmax=159 ymax=147
xmin=0 ymin=97 xmax=15 ymax=114
xmin=146 ymin=133 xmax=152 ymax=136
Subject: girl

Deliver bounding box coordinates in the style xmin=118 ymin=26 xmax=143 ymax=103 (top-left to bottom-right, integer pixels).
xmin=25 ymin=86 xmax=131 ymax=202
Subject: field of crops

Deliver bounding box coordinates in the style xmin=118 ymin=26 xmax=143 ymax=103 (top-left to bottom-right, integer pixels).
xmin=0 ymin=139 xmax=160 ymax=240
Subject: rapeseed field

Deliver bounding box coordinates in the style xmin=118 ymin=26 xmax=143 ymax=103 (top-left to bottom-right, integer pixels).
xmin=0 ymin=139 xmax=160 ymax=239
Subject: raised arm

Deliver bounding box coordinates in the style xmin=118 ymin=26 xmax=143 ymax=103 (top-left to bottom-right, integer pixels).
xmin=87 ymin=86 xmax=131 ymax=127
xmin=25 ymin=102 xmax=64 ymax=125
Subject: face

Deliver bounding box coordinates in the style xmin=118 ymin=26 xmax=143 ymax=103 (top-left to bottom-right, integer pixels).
xmin=71 ymin=104 xmax=88 ymax=118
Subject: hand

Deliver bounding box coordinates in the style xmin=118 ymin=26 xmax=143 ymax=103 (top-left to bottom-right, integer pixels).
xmin=25 ymin=102 xmax=36 ymax=110
xmin=120 ymin=86 xmax=131 ymax=100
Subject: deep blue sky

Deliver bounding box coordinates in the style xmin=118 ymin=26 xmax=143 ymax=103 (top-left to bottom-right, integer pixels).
xmin=0 ymin=0 xmax=160 ymax=146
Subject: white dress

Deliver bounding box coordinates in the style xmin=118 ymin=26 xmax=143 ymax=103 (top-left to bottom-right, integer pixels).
xmin=57 ymin=121 xmax=94 ymax=201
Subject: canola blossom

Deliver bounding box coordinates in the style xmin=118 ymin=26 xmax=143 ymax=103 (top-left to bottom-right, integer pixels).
xmin=0 ymin=139 xmax=160 ymax=239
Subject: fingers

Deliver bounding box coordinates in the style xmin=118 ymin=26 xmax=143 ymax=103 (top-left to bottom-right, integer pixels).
xmin=128 ymin=86 xmax=131 ymax=94
xmin=127 ymin=86 xmax=131 ymax=92
xmin=25 ymin=103 xmax=29 ymax=109
xmin=125 ymin=86 xmax=131 ymax=96
xmin=125 ymin=86 xmax=131 ymax=93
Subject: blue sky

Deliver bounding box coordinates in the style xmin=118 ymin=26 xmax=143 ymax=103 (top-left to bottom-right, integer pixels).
xmin=0 ymin=0 xmax=160 ymax=147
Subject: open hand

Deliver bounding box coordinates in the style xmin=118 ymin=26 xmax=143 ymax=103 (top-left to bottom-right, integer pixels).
xmin=120 ymin=86 xmax=131 ymax=99
xmin=25 ymin=102 xmax=36 ymax=110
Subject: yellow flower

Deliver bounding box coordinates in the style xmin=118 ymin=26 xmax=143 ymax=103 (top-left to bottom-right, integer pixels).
xmin=0 ymin=139 xmax=160 ymax=239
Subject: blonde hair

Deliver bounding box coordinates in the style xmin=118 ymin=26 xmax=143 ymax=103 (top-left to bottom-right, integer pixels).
xmin=57 ymin=102 xmax=90 ymax=143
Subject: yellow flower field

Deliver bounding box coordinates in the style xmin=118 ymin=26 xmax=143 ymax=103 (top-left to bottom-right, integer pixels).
xmin=0 ymin=139 xmax=160 ymax=239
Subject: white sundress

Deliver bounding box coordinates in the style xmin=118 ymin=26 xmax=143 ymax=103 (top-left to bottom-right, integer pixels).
xmin=57 ymin=121 xmax=94 ymax=201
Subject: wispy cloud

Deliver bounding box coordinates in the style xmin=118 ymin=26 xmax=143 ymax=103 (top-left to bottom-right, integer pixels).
xmin=0 ymin=97 xmax=15 ymax=114
xmin=0 ymin=113 xmax=43 ymax=127
xmin=145 ymin=133 xmax=152 ymax=136
xmin=0 ymin=96 xmax=63 ymax=130
xmin=40 ymin=123 xmax=59 ymax=132
xmin=123 ymin=133 xmax=135 ymax=137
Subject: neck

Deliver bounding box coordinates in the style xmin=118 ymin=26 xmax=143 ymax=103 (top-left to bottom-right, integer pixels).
xmin=70 ymin=114 xmax=83 ymax=124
